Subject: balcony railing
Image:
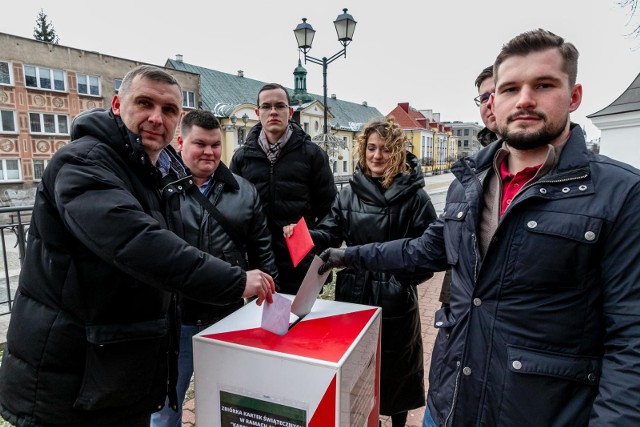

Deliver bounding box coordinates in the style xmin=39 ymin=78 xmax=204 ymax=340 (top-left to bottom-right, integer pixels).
xmin=0 ymin=206 xmax=31 ymax=316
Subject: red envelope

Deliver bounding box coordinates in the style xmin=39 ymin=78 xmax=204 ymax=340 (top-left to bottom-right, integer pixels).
xmin=285 ymin=217 xmax=315 ymax=267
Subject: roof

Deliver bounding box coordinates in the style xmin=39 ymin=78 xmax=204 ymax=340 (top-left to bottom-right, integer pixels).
xmin=165 ymin=59 xmax=383 ymax=131
xmin=588 ymin=72 xmax=640 ymax=118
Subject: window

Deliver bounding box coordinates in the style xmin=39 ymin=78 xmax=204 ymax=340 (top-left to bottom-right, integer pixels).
xmin=342 ymin=160 xmax=348 ymax=173
xmin=303 ymin=122 xmax=309 ymax=133
xmin=1 ymin=110 xmax=16 ymax=132
xmin=333 ymin=160 xmax=337 ymax=173
xmin=33 ymin=159 xmax=50 ymax=180
xmin=464 ymin=129 xmax=469 ymax=136
xmin=0 ymin=61 xmax=12 ymax=85
xmin=29 ymin=113 xmax=69 ymax=134
xmin=114 ymin=79 xmax=122 ymax=92
xmin=24 ymin=65 xmax=66 ymax=91
xmin=182 ymin=91 xmax=195 ymax=108
xmin=77 ymin=73 xmax=100 ymax=96
xmin=0 ymin=159 xmax=21 ymax=181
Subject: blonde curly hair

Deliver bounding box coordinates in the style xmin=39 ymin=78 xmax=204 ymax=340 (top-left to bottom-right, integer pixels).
xmin=356 ymin=117 xmax=411 ymax=189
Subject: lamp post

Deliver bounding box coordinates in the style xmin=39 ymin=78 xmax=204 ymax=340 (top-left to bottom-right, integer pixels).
xmin=294 ymin=8 xmax=357 ymax=136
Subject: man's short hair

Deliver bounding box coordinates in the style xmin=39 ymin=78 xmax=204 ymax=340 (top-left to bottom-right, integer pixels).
xmin=181 ymin=110 xmax=220 ymax=135
xmin=494 ymin=29 xmax=579 ymax=87
xmin=256 ymin=83 xmax=291 ymax=106
xmin=119 ymin=64 xmax=181 ymax=97
xmin=475 ymin=65 xmax=494 ymax=90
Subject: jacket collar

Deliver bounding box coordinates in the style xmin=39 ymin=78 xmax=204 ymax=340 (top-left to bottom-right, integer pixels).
xmin=212 ymin=161 xmax=239 ymax=191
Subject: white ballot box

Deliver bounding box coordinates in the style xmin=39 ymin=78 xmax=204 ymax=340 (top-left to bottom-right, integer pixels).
xmin=193 ymin=295 xmax=382 ymax=427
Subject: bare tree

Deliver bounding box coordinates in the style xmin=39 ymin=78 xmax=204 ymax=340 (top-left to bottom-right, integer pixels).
xmin=619 ymin=0 xmax=640 ymax=38
xmin=33 ymin=9 xmax=60 ymax=44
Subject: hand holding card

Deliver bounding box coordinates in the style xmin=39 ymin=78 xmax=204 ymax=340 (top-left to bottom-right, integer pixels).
xmin=285 ymin=217 xmax=314 ymax=267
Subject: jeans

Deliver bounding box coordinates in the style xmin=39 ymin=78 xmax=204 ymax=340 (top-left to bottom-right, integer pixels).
xmin=150 ymin=324 xmax=209 ymax=427
xmin=423 ymin=406 xmax=438 ymax=427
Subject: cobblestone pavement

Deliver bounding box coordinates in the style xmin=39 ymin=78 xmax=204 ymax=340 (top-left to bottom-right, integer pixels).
xmin=180 ymin=271 xmax=444 ymax=427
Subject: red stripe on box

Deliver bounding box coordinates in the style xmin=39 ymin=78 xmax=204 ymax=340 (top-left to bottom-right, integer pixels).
xmin=202 ymin=308 xmax=377 ymax=363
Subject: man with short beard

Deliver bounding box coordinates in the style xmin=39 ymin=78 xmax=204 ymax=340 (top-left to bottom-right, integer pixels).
xmin=318 ymin=29 xmax=640 ymax=426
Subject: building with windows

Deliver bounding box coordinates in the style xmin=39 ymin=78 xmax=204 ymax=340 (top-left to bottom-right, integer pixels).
xmin=386 ymin=102 xmax=458 ymax=174
xmin=0 ymin=31 xmax=383 ymax=207
xmin=446 ymin=121 xmax=484 ymax=157
xmin=0 ymin=32 xmax=199 ymax=206
xmin=165 ymin=57 xmax=383 ymax=180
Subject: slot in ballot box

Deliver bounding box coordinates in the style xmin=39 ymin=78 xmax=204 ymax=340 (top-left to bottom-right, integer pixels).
xmin=193 ymin=295 xmax=381 ymax=427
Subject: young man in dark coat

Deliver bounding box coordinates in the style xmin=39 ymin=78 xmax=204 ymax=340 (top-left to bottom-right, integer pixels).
xmin=151 ymin=110 xmax=278 ymax=427
xmin=319 ymin=29 xmax=640 ymax=426
xmin=0 ymin=65 xmax=274 ymax=427
xmin=230 ymin=83 xmax=336 ymax=294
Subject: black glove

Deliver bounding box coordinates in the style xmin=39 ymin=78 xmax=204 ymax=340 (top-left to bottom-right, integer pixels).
xmin=318 ymin=248 xmax=346 ymax=275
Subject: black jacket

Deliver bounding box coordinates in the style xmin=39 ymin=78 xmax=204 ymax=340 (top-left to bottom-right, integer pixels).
xmin=0 ymin=109 xmax=247 ymax=426
xmin=230 ymin=121 xmax=336 ymax=294
xmin=179 ymin=162 xmax=278 ymax=325
xmin=311 ymin=152 xmax=437 ymax=415
xmin=344 ymin=125 xmax=640 ymax=426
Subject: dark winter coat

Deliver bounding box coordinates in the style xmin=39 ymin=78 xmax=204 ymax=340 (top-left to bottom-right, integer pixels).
xmin=343 ymin=124 xmax=640 ymax=426
xmin=0 ymin=109 xmax=247 ymax=426
xmin=179 ymin=161 xmax=278 ymax=325
xmin=230 ymin=121 xmax=336 ymax=294
xmin=311 ymin=152 xmax=437 ymax=416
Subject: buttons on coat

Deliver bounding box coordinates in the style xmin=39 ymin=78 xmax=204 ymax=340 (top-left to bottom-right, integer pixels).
xmin=585 ymin=231 xmax=596 ymax=241
xmin=457 ymin=211 xmax=464 ymax=219
xmin=473 ymin=298 xmax=482 ymax=306
xmin=463 ymin=366 xmax=472 ymax=376
xmin=562 ymin=187 xmax=570 ymax=193
xmin=435 ymin=321 xmax=444 ymax=327
xmin=527 ymin=221 xmax=537 ymax=229
xmin=539 ymin=188 xmax=547 ymax=194
xmin=587 ymin=373 xmax=597 ymax=382
xmin=512 ymin=361 xmax=522 ymax=370
xmin=579 ymin=185 xmax=587 ymax=191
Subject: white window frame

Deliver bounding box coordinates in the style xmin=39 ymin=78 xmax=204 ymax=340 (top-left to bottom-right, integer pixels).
xmin=0 ymin=159 xmax=21 ymax=182
xmin=32 ymin=159 xmax=50 ymax=181
xmin=77 ymin=73 xmax=101 ymax=96
xmin=0 ymin=60 xmax=13 ymax=86
xmin=0 ymin=110 xmax=17 ymax=133
xmin=29 ymin=112 xmax=69 ymax=135
xmin=24 ymin=65 xmax=66 ymax=92
xmin=182 ymin=90 xmax=195 ymax=108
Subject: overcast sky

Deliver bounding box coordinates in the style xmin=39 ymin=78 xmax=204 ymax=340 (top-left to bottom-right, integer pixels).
xmin=4 ymin=0 xmax=639 ymax=139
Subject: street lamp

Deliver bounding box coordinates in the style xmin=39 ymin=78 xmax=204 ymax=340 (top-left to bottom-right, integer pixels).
xmin=239 ymin=113 xmax=249 ymax=145
xmin=294 ymin=8 xmax=357 ymax=136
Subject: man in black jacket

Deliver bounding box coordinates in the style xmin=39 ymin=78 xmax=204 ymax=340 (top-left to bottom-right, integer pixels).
xmin=0 ymin=65 xmax=274 ymax=427
xmin=230 ymin=83 xmax=336 ymax=294
xmin=151 ymin=110 xmax=279 ymax=427
xmin=319 ymin=29 xmax=640 ymax=426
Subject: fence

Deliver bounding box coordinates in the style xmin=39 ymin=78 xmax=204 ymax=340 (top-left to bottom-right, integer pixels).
xmin=0 ymin=206 xmax=31 ymax=316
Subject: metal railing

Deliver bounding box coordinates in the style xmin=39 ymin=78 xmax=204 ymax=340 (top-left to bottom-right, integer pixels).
xmin=0 ymin=206 xmax=32 ymax=316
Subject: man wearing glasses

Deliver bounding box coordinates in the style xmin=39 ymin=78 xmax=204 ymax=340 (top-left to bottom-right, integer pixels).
xmin=474 ymin=65 xmax=499 ymax=147
xmin=230 ymin=83 xmax=336 ymax=294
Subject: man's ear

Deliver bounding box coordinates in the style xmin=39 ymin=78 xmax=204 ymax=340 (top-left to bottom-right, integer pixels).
xmin=112 ymin=95 xmax=121 ymax=116
xmin=177 ymin=135 xmax=184 ymax=152
xmin=569 ymin=83 xmax=582 ymax=113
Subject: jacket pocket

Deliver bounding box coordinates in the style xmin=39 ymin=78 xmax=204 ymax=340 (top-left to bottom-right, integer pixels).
xmin=442 ymin=202 xmax=469 ymax=265
xmin=223 ymin=249 xmax=249 ymax=270
xmin=74 ymin=319 xmax=168 ymax=410
xmin=511 ymin=211 xmax=602 ymax=290
xmin=497 ymin=344 xmax=600 ymax=426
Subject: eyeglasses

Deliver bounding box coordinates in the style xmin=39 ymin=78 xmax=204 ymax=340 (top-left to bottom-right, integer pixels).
xmin=258 ymin=103 xmax=289 ymax=112
xmin=474 ymin=91 xmax=494 ymax=107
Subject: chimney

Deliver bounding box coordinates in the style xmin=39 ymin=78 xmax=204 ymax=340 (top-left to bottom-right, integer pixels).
xmin=175 ymin=54 xmax=183 ymax=63
xmin=362 ymin=101 xmax=368 ymax=106
xmin=237 ymin=70 xmax=244 ymax=78
xmin=331 ymin=94 xmax=337 ymax=99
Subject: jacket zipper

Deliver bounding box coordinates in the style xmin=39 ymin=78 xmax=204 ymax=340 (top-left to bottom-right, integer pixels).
xmin=444 ymin=361 xmax=462 ymax=426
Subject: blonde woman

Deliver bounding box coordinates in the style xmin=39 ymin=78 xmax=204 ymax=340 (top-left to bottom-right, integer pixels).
xmin=285 ymin=117 xmax=437 ymax=426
